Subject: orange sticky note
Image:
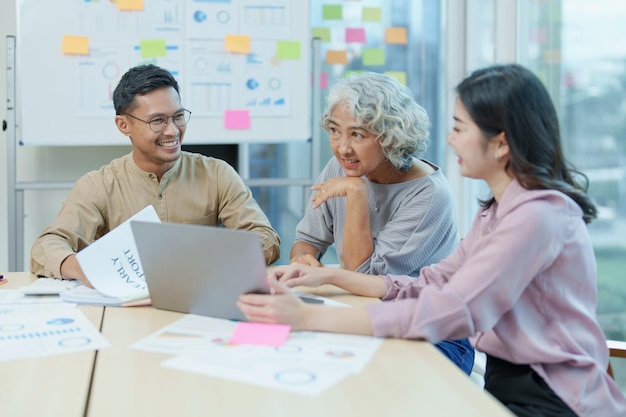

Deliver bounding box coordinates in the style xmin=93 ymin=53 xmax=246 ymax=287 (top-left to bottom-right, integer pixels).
xmin=385 ymin=27 xmax=408 ymax=44
xmin=230 ymin=322 xmax=291 ymax=347
xmin=225 ymin=110 xmax=250 ymax=130
xmin=62 ymin=35 xmax=89 ymax=55
xmin=225 ymin=35 xmax=251 ymax=54
xmin=117 ymin=0 xmax=144 ymax=11
xmin=326 ymin=50 xmax=348 ymax=65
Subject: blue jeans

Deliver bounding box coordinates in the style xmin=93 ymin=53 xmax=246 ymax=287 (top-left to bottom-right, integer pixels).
xmin=434 ymin=338 xmax=475 ymax=375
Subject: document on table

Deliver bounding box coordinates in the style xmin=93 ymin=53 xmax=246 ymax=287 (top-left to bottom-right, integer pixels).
xmin=0 ymin=289 xmax=65 ymax=305
xmin=75 ymin=204 xmax=160 ymax=303
xmin=0 ymin=304 xmax=110 ymax=361
xmin=131 ymin=314 xmax=382 ymax=396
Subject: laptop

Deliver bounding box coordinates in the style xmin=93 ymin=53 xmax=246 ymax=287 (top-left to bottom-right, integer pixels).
xmin=130 ymin=221 xmax=270 ymax=321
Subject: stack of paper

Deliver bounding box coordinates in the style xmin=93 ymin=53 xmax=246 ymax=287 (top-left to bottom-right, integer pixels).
xmin=131 ymin=314 xmax=382 ymax=396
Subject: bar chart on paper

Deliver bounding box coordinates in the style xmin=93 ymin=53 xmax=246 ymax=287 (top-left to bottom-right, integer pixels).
xmin=0 ymin=304 xmax=110 ymax=361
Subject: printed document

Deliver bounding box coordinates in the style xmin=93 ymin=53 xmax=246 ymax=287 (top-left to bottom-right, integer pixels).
xmin=132 ymin=314 xmax=382 ymax=396
xmin=62 ymin=205 xmax=160 ymax=305
xmin=0 ymin=304 xmax=110 ymax=361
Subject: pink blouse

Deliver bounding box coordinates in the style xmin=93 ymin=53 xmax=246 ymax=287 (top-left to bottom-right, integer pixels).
xmin=367 ymin=179 xmax=626 ymax=416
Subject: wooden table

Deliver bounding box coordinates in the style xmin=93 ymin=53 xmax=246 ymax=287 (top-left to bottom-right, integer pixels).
xmin=0 ymin=272 xmax=104 ymax=417
xmin=1 ymin=273 xmax=512 ymax=417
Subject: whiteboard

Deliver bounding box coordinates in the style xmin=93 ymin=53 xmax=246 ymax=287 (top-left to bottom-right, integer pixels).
xmin=16 ymin=0 xmax=311 ymax=146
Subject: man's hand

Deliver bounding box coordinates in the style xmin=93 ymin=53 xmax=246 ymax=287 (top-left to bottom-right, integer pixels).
xmin=60 ymin=254 xmax=93 ymax=287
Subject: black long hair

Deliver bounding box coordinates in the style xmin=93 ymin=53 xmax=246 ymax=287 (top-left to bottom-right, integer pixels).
xmin=456 ymin=63 xmax=597 ymax=223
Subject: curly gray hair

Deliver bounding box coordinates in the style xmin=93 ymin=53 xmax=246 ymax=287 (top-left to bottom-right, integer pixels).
xmin=321 ymin=72 xmax=430 ymax=170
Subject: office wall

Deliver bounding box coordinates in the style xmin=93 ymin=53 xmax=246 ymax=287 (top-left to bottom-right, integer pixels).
xmin=1 ymin=0 xmax=15 ymax=272
xmin=1 ymin=0 xmax=133 ymax=272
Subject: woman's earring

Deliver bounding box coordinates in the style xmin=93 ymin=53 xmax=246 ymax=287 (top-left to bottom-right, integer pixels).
xmin=494 ymin=153 xmax=501 ymax=161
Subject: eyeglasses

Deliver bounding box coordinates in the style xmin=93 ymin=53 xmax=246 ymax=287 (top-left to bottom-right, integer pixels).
xmin=123 ymin=109 xmax=192 ymax=133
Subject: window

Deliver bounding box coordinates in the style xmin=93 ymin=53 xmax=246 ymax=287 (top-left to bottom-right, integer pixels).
xmin=520 ymin=0 xmax=626 ymax=388
xmin=250 ymin=0 xmax=446 ymax=266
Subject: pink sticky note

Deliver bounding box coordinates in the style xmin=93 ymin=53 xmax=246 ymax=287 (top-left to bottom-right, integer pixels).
xmin=310 ymin=72 xmax=329 ymax=90
xmin=345 ymin=28 xmax=366 ymax=43
xmin=321 ymin=72 xmax=328 ymax=90
xmin=224 ymin=110 xmax=250 ymax=130
xmin=230 ymin=322 xmax=291 ymax=347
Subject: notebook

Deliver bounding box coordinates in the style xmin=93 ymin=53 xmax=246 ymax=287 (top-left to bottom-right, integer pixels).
xmin=130 ymin=221 xmax=270 ymax=321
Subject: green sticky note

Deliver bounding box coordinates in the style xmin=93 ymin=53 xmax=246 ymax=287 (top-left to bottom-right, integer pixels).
xmin=362 ymin=7 xmax=382 ymax=22
xmin=385 ymin=71 xmax=407 ymax=86
xmin=362 ymin=48 xmax=385 ymax=66
xmin=312 ymin=27 xmax=331 ymax=42
xmin=343 ymin=70 xmax=364 ymax=78
xmin=323 ymin=5 xmax=342 ymax=20
xmin=277 ymin=41 xmax=301 ymax=60
xmin=140 ymin=39 xmax=166 ymax=58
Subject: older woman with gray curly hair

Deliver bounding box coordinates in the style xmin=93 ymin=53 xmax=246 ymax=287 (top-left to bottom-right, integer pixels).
xmin=291 ymin=72 xmax=459 ymax=277
xmin=289 ymin=72 xmax=473 ymax=375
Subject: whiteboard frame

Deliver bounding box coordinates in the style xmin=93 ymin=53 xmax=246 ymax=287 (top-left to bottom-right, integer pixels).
xmin=16 ymin=0 xmax=311 ymax=146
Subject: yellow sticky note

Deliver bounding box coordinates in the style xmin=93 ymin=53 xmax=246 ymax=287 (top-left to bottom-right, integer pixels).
xmin=543 ymin=49 xmax=561 ymax=63
xmin=225 ymin=35 xmax=251 ymax=54
xmin=385 ymin=27 xmax=408 ymax=44
xmin=117 ymin=0 xmax=144 ymax=11
xmin=140 ymin=39 xmax=167 ymax=58
xmin=326 ymin=50 xmax=348 ymax=65
xmin=276 ymin=41 xmax=301 ymax=60
xmin=362 ymin=7 xmax=382 ymax=22
xmin=62 ymin=35 xmax=89 ymax=55
xmin=362 ymin=48 xmax=385 ymax=66
xmin=312 ymin=27 xmax=331 ymax=42
xmin=385 ymin=71 xmax=407 ymax=86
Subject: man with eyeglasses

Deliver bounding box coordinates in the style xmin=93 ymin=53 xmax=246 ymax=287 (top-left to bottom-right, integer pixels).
xmin=30 ymin=64 xmax=280 ymax=286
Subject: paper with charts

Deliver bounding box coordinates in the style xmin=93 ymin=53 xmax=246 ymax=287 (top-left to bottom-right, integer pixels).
xmin=0 ymin=304 xmax=110 ymax=362
xmin=131 ymin=314 xmax=383 ymax=396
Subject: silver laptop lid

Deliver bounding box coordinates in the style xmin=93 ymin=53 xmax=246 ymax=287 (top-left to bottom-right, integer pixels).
xmin=131 ymin=221 xmax=269 ymax=321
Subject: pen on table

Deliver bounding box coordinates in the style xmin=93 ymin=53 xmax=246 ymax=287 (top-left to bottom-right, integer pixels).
xmin=299 ymin=296 xmax=324 ymax=304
